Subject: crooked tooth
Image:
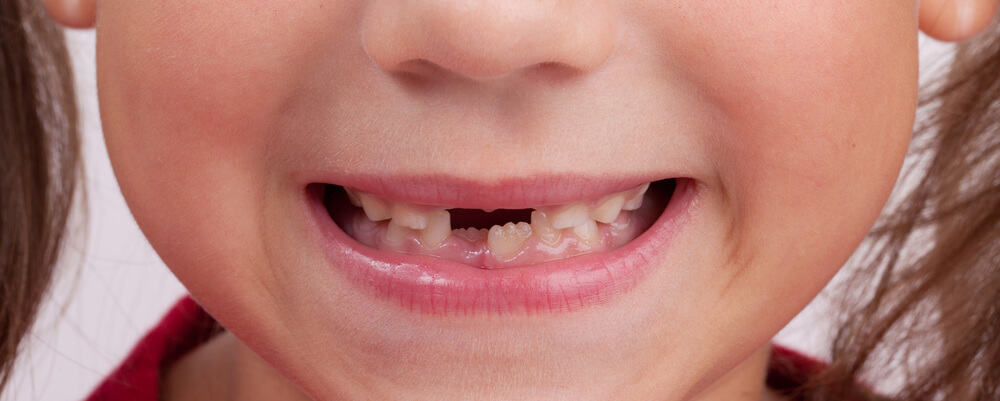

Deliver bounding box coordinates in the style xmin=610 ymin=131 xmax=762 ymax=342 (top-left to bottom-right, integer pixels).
xmin=419 ymin=210 xmax=451 ymax=249
xmin=487 ymin=222 xmax=532 ymax=261
xmin=344 ymin=188 xmax=362 ymax=207
xmin=572 ymin=220 xmax=600 ymax=245
xmin=391 ymin=203 xmax=430 ymax=230
xmin=590 ymin=194 xmax=625 ymax=223
xmin=549 ymin=202 xmax=590 ymax=230
xmin=359 ymin=193 xmax=391 ymax=221
xmin=530 ymin=211 xmax=562 ymax=246
xmin=622 ymin=183 xmax=650 ymax=211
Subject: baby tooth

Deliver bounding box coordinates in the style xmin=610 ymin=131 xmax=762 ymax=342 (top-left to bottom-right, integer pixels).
xmin=572 ymin=220 xmax=600 ymax=245
xmin=391 ymin=203 xmax=429 ymax=230
xmin=549 ymin=203 xmax=590 ymax=230
xmin=590 ymin=194 xmax=625 ymax=223
xmin=454 ymin=227 xmax=487 ymax=242
xmin=488 ymin=222 xmax=532 ymax=261
xmin=530 ymin=210 xmax=562 ymax=246
xmin=344 ymin=188 xmax=362 ymax=207
xmin=359 ymin=194 xmax=391 ymax=221
xmin=622 ymin=195 xmax=643 ymax=211
xmin=622 ymin=183 xmax=650 ymax=211
xmin=419 ymin=210 xmax=451 ymax=249
xmin=385 ymin=221 xmax=414 ymax=246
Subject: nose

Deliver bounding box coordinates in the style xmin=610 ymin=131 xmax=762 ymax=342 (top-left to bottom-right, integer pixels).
xmin=360 ymin=0 xmax=618 ymax=81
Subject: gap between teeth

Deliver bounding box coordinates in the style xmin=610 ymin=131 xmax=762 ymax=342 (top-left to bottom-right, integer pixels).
xmin=344 ymin=184 xmax=650 ymax=261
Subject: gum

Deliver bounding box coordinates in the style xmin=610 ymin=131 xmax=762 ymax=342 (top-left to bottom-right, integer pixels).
xmin=337 ymin=191 xmax=664 ymax=269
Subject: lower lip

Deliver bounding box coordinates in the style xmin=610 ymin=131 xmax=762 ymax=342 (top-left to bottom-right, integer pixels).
xmin=304 ymin=179 xmax=699 ymax=315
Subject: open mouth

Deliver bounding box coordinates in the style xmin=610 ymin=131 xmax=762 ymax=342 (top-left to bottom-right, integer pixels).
xmin=319 ymin=180 xmax=676 ymax=268
xmin=303 ymin=177 xmax=696 ymax=314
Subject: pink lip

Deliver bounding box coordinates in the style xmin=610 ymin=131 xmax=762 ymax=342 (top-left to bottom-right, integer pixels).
xmin=295 ymin=172 xmax=670 ymax=209
xmin=302 ymin=178 xmax=699 ymax=315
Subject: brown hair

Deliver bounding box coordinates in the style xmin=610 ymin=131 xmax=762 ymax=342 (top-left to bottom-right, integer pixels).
xmin=0 ymin=2 xmax=997 ymax=400
xmin=0 ymin=0 xmax=80 ymax=392
xmin=793 ymin=20 xmax=1000 ymax=401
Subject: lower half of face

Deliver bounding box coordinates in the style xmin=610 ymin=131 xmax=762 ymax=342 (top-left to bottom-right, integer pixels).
xmin=96 ymin=0 xmax=917 ymax=399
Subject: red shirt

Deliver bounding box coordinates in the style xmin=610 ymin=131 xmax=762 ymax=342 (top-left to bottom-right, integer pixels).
xmin=83 ymin=297 xmax=826 ymax=401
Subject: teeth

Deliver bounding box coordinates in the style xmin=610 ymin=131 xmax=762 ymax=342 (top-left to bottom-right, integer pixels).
xmin=344 ymin=188 xmax=362 ymax=207
xmin=343 ymin=182 xmax=654 ymax=255
xmin=590 ymin=193 xmax=625 ymax=223
xmin=549 ymin=202 xmax=591 ymax=230
xmin=572 ymin=219 xmax=600 ymax=245
xmin=359 ymin=193 xmax=392 ymax=221
xmin=454 ymin=227 xmax=487 ymax=242
xmin=419 ymin=210 xmax=451 ymax=249
xmin=487 ymin=222 xmax=532 ymax=261
xmin=530 ymin=211 xmax=562 ymax=246
xmin=385 ymin=221 xmax=415 ymax=246
xmin=390 ymin=203 xmax=429 ymax=230
xmin=622 ymin=183 xmax=650 ymax=211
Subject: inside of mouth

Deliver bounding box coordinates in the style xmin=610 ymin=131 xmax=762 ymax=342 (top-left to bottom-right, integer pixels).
xmin=318 ymin=179 xmax=677 ymax=269
xmin=447 ymin=208 xmax=534 ymax=229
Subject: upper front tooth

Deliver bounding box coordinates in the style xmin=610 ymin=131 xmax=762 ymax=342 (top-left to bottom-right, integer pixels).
xmin=419 ymin=210 xmax=451 ymax=249
xmin=590 ymin=193 xmax=625 ymax=223
xmin=487 ymin=222 xmax=532 ymax=261
xmin=391 ymin=203 xmax=430 ymax=230
xmin=359 ymin=193 xmax=391 ymax=221
xmin=549 ymin=202 xmax=590 ymax=230
xmin=344 ymin=188 xmax=362 ymax=207
xmin=622 ymin=183 xmax=650 ymax=211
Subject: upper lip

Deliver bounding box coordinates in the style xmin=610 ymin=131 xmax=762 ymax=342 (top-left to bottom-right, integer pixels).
xmin=298 ymin=172 xmax=674 ymax=209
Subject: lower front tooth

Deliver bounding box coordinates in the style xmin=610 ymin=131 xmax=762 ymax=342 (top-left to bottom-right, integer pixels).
xmin=385 ymin=221 xmax=414 ymax=247
xmin=419 ymin=210 xmax=451 ymax=249
xmin=488 ymin=222 xmax=532 ymax=261
xmin=530 ymin=211 xmax=562 ymax=246
xmin=572 ymin=220 xmax=600 ymax=246
xmin=454 ymin=227 xmax=487 ymax=242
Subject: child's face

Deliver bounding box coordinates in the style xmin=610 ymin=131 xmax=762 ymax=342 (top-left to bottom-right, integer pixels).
xmin=89 ymin=1 xmax=920 ymax=399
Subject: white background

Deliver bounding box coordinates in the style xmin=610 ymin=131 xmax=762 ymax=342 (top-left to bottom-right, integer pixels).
xmin=1 ymin=28 xmax=954 ymax=401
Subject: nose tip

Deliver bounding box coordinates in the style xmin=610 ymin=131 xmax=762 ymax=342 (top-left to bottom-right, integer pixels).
xmin=360 ymin=0 xmax=618 ymax=81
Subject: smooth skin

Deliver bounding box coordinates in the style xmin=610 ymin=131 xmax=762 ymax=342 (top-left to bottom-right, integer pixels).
xmin=45 ymin=0 xmax=999 ymax=400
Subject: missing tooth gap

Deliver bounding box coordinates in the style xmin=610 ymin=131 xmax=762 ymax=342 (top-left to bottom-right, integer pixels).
xmin=447 ymin=208 xmax=533 ymax=230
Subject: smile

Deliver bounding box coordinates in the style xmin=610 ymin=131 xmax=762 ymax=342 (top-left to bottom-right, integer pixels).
xmin=303 ymin=176 xmax=699 ymax=315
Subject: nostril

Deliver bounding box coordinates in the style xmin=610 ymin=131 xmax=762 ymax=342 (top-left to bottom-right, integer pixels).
xmin=394 ymin=59 xmax=446 ymax=77
xmin=360 ymin=0 xmax=619 ymax=83
xmin=389 ymin=58 xmax=469 ymax=87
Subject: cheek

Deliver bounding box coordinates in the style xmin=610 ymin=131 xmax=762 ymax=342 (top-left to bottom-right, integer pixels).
xmin=94 ymin=2 xmax=350 ymax=304
xmin=653 ymin=2 xmax=918 ymax=293
xmin=98 ymin=1 xmax=328 ymax=166
xmin=729 ymin=3 xmax=916 ymax=296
